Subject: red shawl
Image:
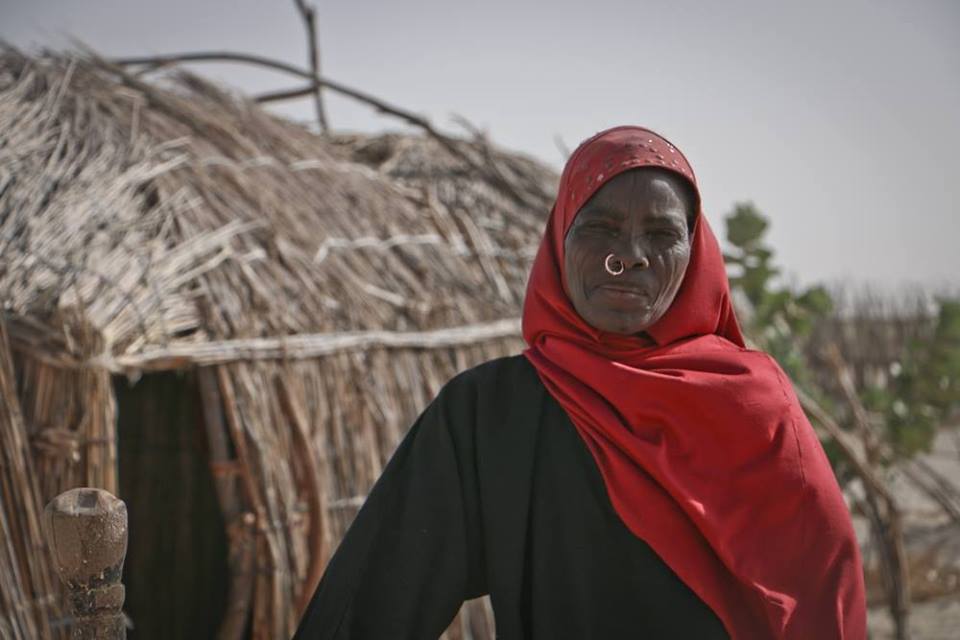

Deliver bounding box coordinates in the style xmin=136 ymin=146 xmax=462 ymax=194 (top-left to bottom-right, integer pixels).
xmin=522 ymin=126 xmax=866 ymax=639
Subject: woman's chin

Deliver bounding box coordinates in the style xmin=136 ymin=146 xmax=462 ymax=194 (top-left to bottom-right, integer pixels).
xmin=591 ymin=308 xmax=661 ymax=335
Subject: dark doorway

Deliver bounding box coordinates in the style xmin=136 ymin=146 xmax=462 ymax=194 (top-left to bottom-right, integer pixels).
xmin=115 ymin=370 xmax=229 ymax=639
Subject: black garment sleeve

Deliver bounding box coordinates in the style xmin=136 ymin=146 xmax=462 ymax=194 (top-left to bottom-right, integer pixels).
xmin=293 ymin=372 xmax=487 ymax=640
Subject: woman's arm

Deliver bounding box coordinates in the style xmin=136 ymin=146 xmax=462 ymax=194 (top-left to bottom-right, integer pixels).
xmin=293 ymin=373 xmax=486 ymax=639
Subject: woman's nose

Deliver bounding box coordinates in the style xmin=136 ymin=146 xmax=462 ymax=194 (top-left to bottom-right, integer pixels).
xmin=621 ymin=253 xmax=650 ymax=270
xmin=615 ymin=234 xmax=651 ymax=270
xmin=629 ymin=255 xmax=651 ymax=270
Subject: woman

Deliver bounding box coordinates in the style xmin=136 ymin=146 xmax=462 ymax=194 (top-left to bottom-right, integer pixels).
xmin=294 ymin=126 xmax=867 ymax=639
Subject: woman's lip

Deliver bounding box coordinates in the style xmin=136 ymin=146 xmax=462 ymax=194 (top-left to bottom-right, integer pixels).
xmin=596 ymin=283 xmax=649 ymax=297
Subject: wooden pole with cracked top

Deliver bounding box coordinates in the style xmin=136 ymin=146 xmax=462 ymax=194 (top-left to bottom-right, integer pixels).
xmin=44 ymin=487 xmax=128 ymax=639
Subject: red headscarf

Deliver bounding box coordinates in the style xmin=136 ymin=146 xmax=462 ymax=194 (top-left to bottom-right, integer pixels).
xmin=522 ymin=126 xmax=866 ymax=639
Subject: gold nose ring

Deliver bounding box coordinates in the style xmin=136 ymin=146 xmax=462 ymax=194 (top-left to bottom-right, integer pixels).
xmin=604 ymin=253 xmax=625 ymax=276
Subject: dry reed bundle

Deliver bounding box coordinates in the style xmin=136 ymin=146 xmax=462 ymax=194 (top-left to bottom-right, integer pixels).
xmin=0 ymin=319 xmax=62 ymax=639
xmin=0 ymin=47 xmax=557 ymax=638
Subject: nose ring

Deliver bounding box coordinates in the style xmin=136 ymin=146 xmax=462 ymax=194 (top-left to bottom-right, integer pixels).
xmin=604 ymin=253 xmax=625 ymax=276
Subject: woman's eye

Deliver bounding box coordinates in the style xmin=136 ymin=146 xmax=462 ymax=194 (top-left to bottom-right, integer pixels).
xmin=585 ymin=221 xmax=618 ymax=233
xmin=651 ymin=229 xmax=681 ymax=241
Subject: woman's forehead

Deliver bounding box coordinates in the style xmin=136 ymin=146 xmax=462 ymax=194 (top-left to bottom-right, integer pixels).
xmin=588 ymin=168 xmax=689 ymax=200
xmin=576 ymin=168 xmax=697 ymax=224
xmin=559 ymin=127 xmax=699 ymax=227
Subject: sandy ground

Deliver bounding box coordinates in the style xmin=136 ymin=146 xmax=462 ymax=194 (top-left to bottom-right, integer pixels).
xmin=861 ymin=430 xmax=960 ymax=639
xmin=868 ymin=596 xmax=960 ymax=640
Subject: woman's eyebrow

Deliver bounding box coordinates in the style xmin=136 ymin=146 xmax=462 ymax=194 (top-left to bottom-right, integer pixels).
xmin=579 ymin=204 xmax=624 ymax=219
xmin=581 ymin=206 xmax=685 ymax=228
xmin=645 ymin=213 xmax=687 ymax=226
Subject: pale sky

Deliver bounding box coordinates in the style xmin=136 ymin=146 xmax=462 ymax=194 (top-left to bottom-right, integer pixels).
xmin=3 ymin=0 xmax=958 ymax=292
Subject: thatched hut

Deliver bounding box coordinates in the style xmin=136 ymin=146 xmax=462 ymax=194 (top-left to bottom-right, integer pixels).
xmin=0 ymin=49 xmax=557 ymax=639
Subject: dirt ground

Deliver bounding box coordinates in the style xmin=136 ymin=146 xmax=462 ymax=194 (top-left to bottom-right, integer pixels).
xmin=868 ymin=596 xmax=960 ymax=640
xmin=862 ymin=430 xmax=960 ymax=639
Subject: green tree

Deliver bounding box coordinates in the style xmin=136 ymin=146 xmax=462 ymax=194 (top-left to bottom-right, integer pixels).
xmin=723 ymin=201 xmax=959 ymax=460
xmin=862 ymin=299 xmax=960 ymax=455
xmin=723 ymin=202 xmax=832 ymax=389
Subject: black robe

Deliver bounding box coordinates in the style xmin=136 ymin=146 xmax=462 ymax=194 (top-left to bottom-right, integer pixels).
xmin=294 ymin=355 xmax=730 ymax=639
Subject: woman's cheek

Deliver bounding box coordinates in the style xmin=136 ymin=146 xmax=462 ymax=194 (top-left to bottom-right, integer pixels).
xmin=665 ymin=246 xmax=692 ymax=291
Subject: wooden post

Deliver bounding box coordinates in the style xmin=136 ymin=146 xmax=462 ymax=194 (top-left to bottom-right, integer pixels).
xmin=44 ymin=487 xmax=128 ymax=639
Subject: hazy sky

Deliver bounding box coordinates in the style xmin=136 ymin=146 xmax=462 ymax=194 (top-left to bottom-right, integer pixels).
xmin=4 ymin=0 xmax=958 ymax=292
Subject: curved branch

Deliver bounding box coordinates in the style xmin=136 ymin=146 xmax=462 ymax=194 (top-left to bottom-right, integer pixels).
xmin=113 ymin=52 xmax=444 ymax=138
xmin=254 ymin=84 xmax=318 ymax=104
xmin=796 ymin=385 xmax=911 ymax=640
xmin=110 ymin=51 xmax=541 ymax=209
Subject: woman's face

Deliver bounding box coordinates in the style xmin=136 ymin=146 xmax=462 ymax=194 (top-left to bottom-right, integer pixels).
xmin=563 ymin=168 xmax=694 ymax=335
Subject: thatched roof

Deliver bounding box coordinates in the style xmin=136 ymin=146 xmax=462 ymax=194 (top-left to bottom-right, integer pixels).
xmin=0 ymin=47 xmax=556 ymax=372
xmin=0 ymin=48 xmax=558 ymax=639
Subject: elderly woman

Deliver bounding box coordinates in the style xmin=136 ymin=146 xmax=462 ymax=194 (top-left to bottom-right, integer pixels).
xmin=294 ymin=126 xmax=866 ymax=639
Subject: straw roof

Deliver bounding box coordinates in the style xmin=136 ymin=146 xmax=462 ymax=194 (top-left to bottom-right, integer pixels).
xmin=0 ymin=47 xmax=558 ymax=639
xmin=0 ymin=48 xmax=557 ymax=368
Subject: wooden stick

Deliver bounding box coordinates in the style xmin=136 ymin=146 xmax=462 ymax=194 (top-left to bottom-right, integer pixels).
xmin=110 ymin=51 xmax=443 ymax=135
xmin=70 ymin=318 xmax=522 ymax=372
xmin=44 ymin=488 xmax=128 ymax=640
xmin=275 ymin=379 xmax=325 ymax=617
xmin=253 ymin=84 xmax=319 ymax=104
xmin=109 ymin=51 xmax=540 ymax=208
xmin=197 ymin=369 xmax=255 ymax=640
xmin=822 ymin=348 xmax=912 ymax=640
xmin=292 ymin=0 xmax=329 ymax=132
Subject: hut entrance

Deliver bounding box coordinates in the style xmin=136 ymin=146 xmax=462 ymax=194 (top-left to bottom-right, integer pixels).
xmin=115 ymin=371 xmax=231 ymax=639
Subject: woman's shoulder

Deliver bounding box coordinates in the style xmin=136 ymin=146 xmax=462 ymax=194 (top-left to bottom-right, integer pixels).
xmin=435 ymin=353 xmax=541 ymax=410
xmin=413 ymin=354 xmax=543 ymax=453
xmin=445 ymin=353 xmax=536 ymax=388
